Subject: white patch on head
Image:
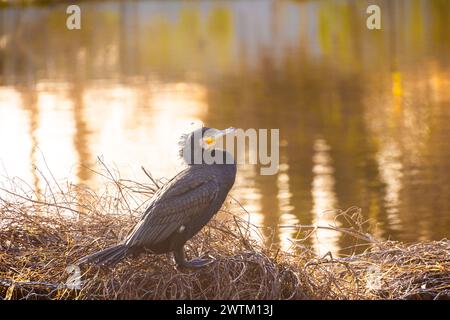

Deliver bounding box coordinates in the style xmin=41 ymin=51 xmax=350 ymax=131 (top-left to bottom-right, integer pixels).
xmin=178 ymin=225 xmax=185 ymax=233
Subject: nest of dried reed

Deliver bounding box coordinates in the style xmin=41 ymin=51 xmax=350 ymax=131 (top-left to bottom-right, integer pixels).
xmin=0 ymin=164 xmax=448 ymax=300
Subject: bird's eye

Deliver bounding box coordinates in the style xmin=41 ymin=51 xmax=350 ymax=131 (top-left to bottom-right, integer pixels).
xmin=204 ymin=136 xmax=215 ymax=145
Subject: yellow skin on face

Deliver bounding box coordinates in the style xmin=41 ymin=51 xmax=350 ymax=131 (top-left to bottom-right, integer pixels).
xmin=204 ymin=136 xmax=215 ymax=145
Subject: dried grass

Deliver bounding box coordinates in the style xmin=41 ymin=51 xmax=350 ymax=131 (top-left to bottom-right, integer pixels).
xmin=0 ymin=165 xmax=448 ymax=300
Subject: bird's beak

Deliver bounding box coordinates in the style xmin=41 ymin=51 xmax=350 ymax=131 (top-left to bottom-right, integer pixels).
xmin=202 ymin=127 xmax=236 ymax=149
xmin=216 ymin=127 xmax=236 ymax=139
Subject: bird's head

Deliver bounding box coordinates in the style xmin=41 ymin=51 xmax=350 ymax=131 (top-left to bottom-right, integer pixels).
xmin=179 ymin=126 xmax=236 ymax=165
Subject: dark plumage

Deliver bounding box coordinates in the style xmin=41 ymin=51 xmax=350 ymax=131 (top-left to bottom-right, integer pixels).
xmin=77 ymin=126 xmax=237 ymax=268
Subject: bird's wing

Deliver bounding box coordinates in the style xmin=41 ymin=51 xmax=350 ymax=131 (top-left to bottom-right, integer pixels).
xmin=125 ymin=170 xmax=220 ymax=247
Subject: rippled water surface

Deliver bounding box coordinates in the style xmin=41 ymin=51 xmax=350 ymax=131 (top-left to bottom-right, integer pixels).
xmin=1 ymin=0 xmax=449 ymax=254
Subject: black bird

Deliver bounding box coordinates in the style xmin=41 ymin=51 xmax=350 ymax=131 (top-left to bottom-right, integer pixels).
xmin=77 ymin=126 xmax=237 ymax=268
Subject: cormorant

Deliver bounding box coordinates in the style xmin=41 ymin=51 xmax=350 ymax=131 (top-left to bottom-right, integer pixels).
xmin=77 ymin=126 xmax=237 ymax=268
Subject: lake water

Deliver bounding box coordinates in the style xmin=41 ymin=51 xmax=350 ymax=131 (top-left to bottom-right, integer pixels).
xmin=1 ymin=0 xmax=449 ymax=255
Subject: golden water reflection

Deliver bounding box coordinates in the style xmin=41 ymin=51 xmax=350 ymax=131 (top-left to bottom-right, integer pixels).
xmin=1 ymin=0 xmax=450 ymax=255
xmin=311 ymin=139 xmax=340 ymax=257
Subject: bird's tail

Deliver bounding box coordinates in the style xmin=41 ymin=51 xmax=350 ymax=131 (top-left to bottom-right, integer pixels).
xmin=76 ymin=244 xmax=129 ymax=267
